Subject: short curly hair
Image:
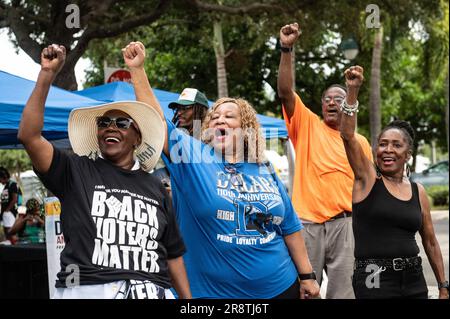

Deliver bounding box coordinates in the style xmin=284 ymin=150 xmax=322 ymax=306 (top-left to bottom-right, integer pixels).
xmin=26 ymin=198 xmax=41 ymax=213
xmin=202 ymin=97 xmax=266 ymax=163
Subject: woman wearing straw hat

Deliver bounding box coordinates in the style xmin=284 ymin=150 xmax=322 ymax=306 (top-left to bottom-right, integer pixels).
xmin=17 ymin=44 xmax=191 ymax=299
xmin=124 ymin=42 xmax=320 ymax=299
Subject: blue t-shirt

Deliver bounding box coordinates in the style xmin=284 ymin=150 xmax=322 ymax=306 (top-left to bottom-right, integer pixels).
xmin=163 ymin=119 xmax=302 ymax=298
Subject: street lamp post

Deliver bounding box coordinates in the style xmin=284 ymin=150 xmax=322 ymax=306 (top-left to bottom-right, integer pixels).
xmin=341 ymin=37 xmax=359 ymax=61
xmin=341 ymin=37 xmax=360 ymax=130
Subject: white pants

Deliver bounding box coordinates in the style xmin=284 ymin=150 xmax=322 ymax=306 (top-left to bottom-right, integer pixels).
xmin=52 ymin=280 xmax=175 ymax=299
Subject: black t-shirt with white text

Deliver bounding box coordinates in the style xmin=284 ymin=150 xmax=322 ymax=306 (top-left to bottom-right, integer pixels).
xmin=36 ymin=147 xmax=185 ymax=288
xmin=1 ymin=180 xmax=19 ymax=216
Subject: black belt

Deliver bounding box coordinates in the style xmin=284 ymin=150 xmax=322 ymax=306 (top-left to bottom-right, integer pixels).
xmin=354 ymin=256 xmax=422 ymax=271
xmin=328 ymin=211 xmax=352 ymax=221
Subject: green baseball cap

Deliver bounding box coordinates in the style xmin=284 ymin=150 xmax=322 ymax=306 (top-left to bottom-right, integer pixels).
xmin=169 ymin=88 xmax=209 ymax=109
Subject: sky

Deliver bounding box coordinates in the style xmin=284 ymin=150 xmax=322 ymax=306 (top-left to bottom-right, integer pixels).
xmin=0 ymin=30 xmax=91 ymax=90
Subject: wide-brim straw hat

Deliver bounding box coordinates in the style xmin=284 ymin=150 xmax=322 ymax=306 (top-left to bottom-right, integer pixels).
xmin=68 ymin=101 xmax=164 ymax=172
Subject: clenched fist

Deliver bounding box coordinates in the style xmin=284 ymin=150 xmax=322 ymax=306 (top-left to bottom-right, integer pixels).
xmin=122 ymin=41 xmax=146 ymax=69
xmin=280 ymin=23 xmax=301 ymax=48
xmin=344 ymin=65 xmax=364 ymax=89
xmin=41 ymin=44 xmax=66 ymax=74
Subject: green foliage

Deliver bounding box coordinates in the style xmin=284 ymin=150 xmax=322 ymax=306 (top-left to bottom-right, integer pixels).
xmin=0 ymin=150 xmax=47 ymax=201
xmin=80 ymin=0 xmax=448 ymax=152
xmin=380 ymin=33 xmax=448 ymax=159
xmin=84 ymin=13 xmax=283 ymax=112
xmin=0 ymin=150 xmax=32 ymax=175
xmin=426 ymin=185 xmax=449 ymax=207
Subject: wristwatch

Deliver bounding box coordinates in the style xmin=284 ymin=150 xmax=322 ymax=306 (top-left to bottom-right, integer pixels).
xmin=298 ymin=271 xmax=317 ymax=281
xmin=438 ymin=281 xmax=449 ymax=291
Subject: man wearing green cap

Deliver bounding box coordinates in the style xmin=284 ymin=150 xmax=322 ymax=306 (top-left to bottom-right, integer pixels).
xmin=168 ymin=88 xmax=210 ymax=137
xmin=153 ymin=88 xmax=210 ymax=193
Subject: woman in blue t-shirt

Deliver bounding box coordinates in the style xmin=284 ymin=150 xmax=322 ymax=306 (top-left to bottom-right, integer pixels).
xmin=124 ymin=41 xmax=320 ymax=299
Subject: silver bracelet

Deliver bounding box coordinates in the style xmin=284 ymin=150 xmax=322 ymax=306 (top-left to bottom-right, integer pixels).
xmin=340 ymin=99 xmax=359 ymax=116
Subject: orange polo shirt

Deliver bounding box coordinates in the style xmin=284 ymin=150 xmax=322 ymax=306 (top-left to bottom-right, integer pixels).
xmin=283 ymin=93 xmax=373 ymax=223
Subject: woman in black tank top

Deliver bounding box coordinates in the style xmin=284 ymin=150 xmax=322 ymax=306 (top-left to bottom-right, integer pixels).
xmin=339 ymin=66 xmax=448 ymax=299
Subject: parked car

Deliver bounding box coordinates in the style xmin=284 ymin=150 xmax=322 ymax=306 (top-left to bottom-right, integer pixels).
xmin=410 ymin=160 xmax=449 ymax=187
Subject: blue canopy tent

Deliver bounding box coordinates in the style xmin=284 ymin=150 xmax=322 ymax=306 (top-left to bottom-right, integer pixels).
xmin=75 ymin=81 xmax=287 ymax=139
xmin=0 ymin=73 xmax=286 ymax=149
xmin=75 ymin=81 xmax=180 ymax=122
xmin=1 ymin=72 xmax=293 ymax=192
xmin=0 ymin=71 xmax=100 ymax=148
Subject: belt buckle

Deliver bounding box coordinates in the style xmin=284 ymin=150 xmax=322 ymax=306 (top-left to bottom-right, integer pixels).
xmin=392 ymin=258 xmax=404 ymax=271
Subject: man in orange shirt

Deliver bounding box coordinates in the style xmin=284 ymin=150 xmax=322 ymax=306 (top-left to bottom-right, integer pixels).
xmin=277 ymin=23 xmax=373 ymax=299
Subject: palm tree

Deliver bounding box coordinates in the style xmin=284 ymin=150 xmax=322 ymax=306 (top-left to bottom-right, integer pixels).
xmin=213 ymin=19 xmax=229 ymax=98
xmin=369 ymin=27 xmax=383 ymax=153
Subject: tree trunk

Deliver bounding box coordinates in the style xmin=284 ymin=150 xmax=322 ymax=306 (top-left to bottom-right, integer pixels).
xmin=369 ymin=27 xmax=383 ymax=155
xmin=52 ymin=33 xmax=91 ymax=90
xmin=213 ymin=20 xmax=228 ymax=98
xmin=53 ymin=58 xmax=78 ymax=91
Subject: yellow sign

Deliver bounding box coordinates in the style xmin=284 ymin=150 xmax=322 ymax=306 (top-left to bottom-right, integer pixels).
xmin=44 ymin=198 xmax=61 ymax=216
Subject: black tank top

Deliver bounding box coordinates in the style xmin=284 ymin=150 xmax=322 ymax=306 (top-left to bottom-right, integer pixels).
xmin=353 ymin=178 xmax=422 ymax=259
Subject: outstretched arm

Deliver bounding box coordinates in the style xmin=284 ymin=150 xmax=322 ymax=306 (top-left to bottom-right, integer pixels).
xmin=123 ymin=42 xmax=169 ymax=156
xmin=418 ymin=184 xmax=449 ymax=299
xmin=277 ymin=23 xmax=300 ymax=119
xmin=17 ymin=45 xmax=66 ymax=174
xmin=339 ymin=66 xmax=376 ymax=202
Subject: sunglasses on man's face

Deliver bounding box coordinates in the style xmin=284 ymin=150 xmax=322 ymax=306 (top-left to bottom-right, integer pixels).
xmin=173 ymin=105 xmax=194 ymax=113
xmin=96 ymin=116 xmax=135 ymax=130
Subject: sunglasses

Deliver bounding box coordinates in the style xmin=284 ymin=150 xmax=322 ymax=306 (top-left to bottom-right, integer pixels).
xmin=96 ymin=116 xmax=135 ymax=130
xmin=173 ymin=105 xmax=194 ymax=112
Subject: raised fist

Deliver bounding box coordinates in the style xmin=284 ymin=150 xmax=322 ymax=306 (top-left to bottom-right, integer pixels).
xmin=41 ymin=44 xmax=66 ymax=74
xmin=122 ymin=41 xmax=146 ymax=69
xmin=280 ymin=23 xmax=300 ymax=48
xmin=344 ymin=65 xmax=364 ymax=88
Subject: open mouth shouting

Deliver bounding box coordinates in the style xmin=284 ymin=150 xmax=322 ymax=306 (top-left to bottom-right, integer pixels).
xmin=104 ymin=135 xmax=121 ymax=145
xmin=214 ymin=128 xmax=228 ymax=143
xmin=326 ymin=108 xmax=339 ymax=116
xmin=381 ymin=156 xmax=395 ymax=166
